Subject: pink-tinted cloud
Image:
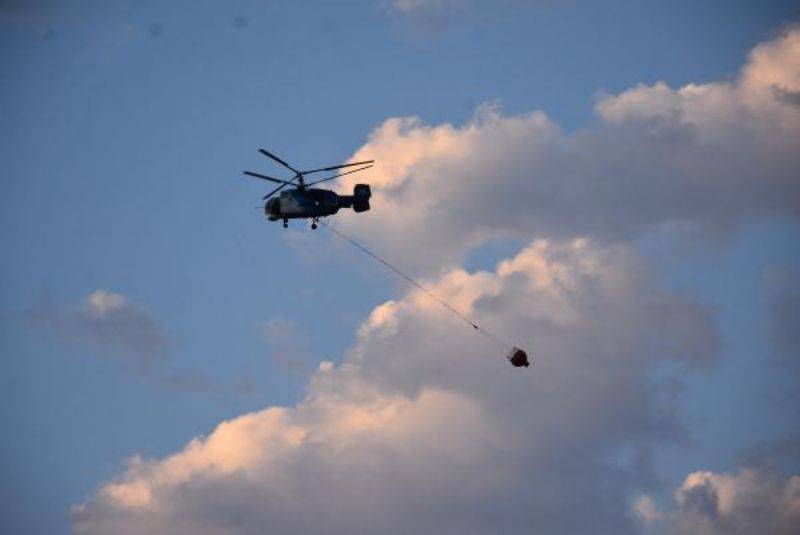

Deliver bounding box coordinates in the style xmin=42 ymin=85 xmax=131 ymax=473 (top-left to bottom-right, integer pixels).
xmin=335 ymin=29 xmax=800 ymax=274
xmin=71 ymin=29 xmax=800 ymax=535
xmin=73 ymin=238 xmax=716 ymax=534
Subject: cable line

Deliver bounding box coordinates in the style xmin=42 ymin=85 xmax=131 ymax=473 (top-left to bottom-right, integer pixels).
xmin=318 ymin=219 xmax=513 ymax=349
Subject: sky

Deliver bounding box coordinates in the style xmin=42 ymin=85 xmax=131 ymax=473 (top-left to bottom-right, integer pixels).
xmin=1 ymin=1 xmax=799 ymax=534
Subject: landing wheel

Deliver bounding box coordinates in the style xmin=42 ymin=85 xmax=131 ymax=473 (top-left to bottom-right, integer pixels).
xmin=283 ymin=219 xmax=288 ymax=229
xmin=311 ymin=220 xmax=318 ymax=230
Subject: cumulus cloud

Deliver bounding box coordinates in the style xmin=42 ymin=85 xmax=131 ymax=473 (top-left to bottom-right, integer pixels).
xmin=72 ymin=238 xmax=717 ymax=534
xmin=336 ymin=28 xmax=800 ymax=274
xmin=73 ymin=29 xmax=799 ymax=535
xmin=636 ymin=468 xmax=800 ymax=535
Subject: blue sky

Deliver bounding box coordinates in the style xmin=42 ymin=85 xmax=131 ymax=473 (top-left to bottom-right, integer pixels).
xmin=2 ymin=2 xmax=799 ymax=534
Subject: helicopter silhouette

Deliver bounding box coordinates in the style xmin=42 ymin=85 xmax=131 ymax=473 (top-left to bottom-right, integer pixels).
xmin=243 ymin=149 xmax=529 ymax=369
xmin=244 ymin=149 xmax=374 ymax=229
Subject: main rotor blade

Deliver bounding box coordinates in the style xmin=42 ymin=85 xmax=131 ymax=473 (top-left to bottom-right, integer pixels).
xmin=243 ymin=171 xmax=295 ymax=186
xmin=259 ymin=149 xmax=300 ymax=174
xmin=304 ymin=165 xmax=373 ymax=187
xmin=301 ymin=159 xmax=375 ymax=175
xmin=263 ymin=183 xmax=288 ymax=200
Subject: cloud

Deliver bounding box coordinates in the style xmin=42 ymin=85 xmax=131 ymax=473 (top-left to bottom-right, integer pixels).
xmin=72 ymin=238 xmax=717 ymax=534
xmin=30 ymin=289 xmax=168 ymax=373
xmin=773 ymin=86 xmax=800 ymax=107
xmin=633 ymin=495 xmax=663 ymax=527
xmin=389 ymin=0 xmax=533 ymax=16
xmin=72 ymin=29 xmax=799 ymax=535
xmin=636 ymin=467 xmax=800 ymax=535
xmin=390 ymin=0 xmax=464 ymax=12
xmin=387 ymin=0 xmax=536 ymax=34
xmin=387 ymin=0 xmax=468 ymax=34
xmin=27 ymin=289 xmax=249 ymax=394
xmin=335 ymin=28 xmax=800 ymax=274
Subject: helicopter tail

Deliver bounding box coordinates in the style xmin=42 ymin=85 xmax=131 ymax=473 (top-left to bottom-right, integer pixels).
xmin=339 ymin=184 xmax=371 ymax=212
xmin=353 ymin=184 xmax=371 ymax=212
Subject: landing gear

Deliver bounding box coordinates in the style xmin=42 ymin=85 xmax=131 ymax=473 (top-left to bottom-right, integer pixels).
xmin=282 ymin=219 xmax=288 ymax=229
xmin=311 ymin=218 xmax=318 ymax=230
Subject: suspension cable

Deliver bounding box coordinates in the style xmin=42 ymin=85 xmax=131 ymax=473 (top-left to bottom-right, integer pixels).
xmin=318 ymin=219 xmax=512 ymax=349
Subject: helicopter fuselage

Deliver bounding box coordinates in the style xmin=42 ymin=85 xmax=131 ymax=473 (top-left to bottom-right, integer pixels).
xmin=264 ymin=184 xmax=371 ymax=222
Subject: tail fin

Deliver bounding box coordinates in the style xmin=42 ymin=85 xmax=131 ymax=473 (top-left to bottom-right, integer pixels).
xmin=353 ymin=184 xmax=371 ymax=212
xmin=337 ymin=184 xmax=371 ymax=212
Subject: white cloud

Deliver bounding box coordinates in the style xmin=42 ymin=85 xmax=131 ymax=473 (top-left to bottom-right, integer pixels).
xmin=640 ymin=468 xmax=800 ymax=535
xmin=335 ymin=29 xmax=800 ymax=274
xmin=86 ymin=289 xmax=127 ymax=317
xmin=387 ymin=0 xmax=536 ymax=34
xmin=72 ymin=238 xmax=717 ymax=534
xmin=633 ymin=495 xmax=663 ymax=527
xmin=391 ymin=0 xmax=463 ymax=12
xmin=388 ymin=0 xmax=533 ymax=17
xmin=72 ymin=29 xmax=800 ymax=535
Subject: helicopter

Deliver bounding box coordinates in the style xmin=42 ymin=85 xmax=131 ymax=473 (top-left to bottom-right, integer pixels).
xmin=244 ymin=149 xmax=374 ymax=229
xmin=242 ymin=149 xmax=530 ymax=369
